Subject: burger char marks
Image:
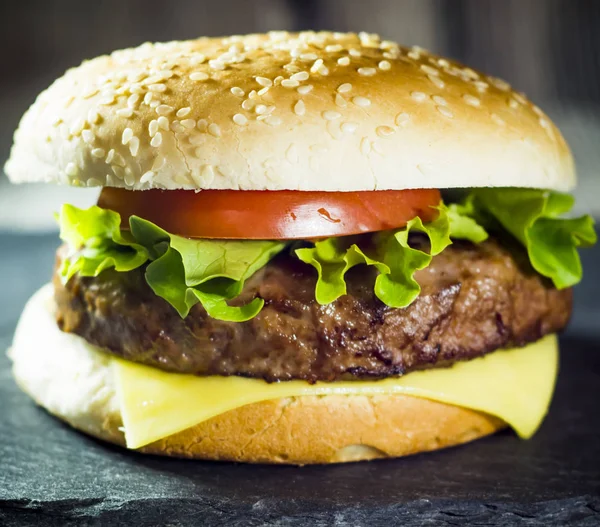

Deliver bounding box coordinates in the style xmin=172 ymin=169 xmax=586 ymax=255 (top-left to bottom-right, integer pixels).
xmin=53 ymin=235 xmax=571 ymax=382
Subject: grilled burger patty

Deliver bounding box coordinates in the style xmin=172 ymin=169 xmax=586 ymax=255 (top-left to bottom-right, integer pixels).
xmin=54 ymin=235 xmax=572 ymax=382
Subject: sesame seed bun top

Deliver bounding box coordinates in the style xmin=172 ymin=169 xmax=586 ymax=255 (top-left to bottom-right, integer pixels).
xmin=5 ymin=31 xmax=575 ymax=192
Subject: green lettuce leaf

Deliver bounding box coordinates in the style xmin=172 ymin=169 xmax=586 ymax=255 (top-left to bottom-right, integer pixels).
xmin=296 ymin=206 xmax=453 ymax=308
xmin=57 ymin=205 xmax=286 ymax=321
xmin=129 ymin=217 xmax=286 ymax=320
xmin=57 ymin=204 xmax=148 ymax=281
xmin=446 ymin=202 xmax=489 ymax=243
xmin=469 ymin=189 xmax=597 ymax=289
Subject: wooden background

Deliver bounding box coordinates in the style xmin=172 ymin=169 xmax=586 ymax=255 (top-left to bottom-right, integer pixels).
xmin=1 ymin=0 xmax=599 ymax=229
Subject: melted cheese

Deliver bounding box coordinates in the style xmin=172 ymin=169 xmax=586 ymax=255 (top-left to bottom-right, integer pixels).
xmin=113 ymin=335 xmax=558 ymax=449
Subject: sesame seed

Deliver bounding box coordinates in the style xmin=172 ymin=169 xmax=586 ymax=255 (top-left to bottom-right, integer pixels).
xmin=300 ymin=53 xmax=318 ymax=62
xmin=242 ymin=99 xmax=255 ymax=111
xmin=462 ymin=67 xmax=479 ymax=80
xmin=248 ymin=90 xmax=259 ymax=99
xmin=395 ymin=112 xmax=410 ymax=126
xmin=112 ymin=151 xmax=126 ymax=167
xmin=421 ymin=64 xmax=439 ymax=76
xmin=432 ymin=95 xmax=448 ymax=106
xmin=358 ymin=67 xmax=377 ymax=77
xmin=148 ymin=83 xmax=167 ymax=92
xmin=407 ymin=50 xmax=420 ymax=60
xmin=274 ymin=76 xmax=284 ymax=86
xmin=112 ymin=165 xmax=125 ymax=180
xmin=122 ymin=128 xmax=133 ymax=144
xmin=489 ymin=76 xmax=510 ymax=91
xmin=105 ymin=149 xmax=115 ymax=163
xmin=176 ymin=107 xmax=191 ymax=118
xmin=310 ymin=59 xmax=324 ymax=73
xmin=532 ymin=105 xmax=545 ymax=117
xmin=463 ymin=94 xmax=480 ymax=107
xmin=410 ymin=91 xmax=426 ymax=102
xmin=144 ymin=92 xmax=153 ymax=105
xmin=360 ymin=137 xmax=371 ymax=155
xmin=372 ymin=141 xmax=384 ymax=155
xmin=317 ymin=65 xmax=329 ymax=76
xmin=349 ymin=49 xmax=361 ymax=57
xmin=353 ymin=96 xmax=371 ymax=107
xmin=297 ymin=84 xmax=313 ymax=95
xmin=337 ymin=83 xmax=352 ymax=93
xmin=378 ymin=60 xmax=392 ymax=71
xmin=81 ymin=130 xmax=95 ymax=144
xmin=129 ymin=137 xmax=140 ymax=156
xmin=337 ymin=57 xmax=350 ymax=66
xmin=323 ymin=110 xmax=341 ymax=121
xmin=233 ymin=113 xmax=248 ymax=126
xmin=341 ymin=122 xmax=358 ymax=134
xmin=491 ymin=113 xmax=505 ymax=126
xmin=231 ymin=86 xmax=245 ymax=97
xmin=87 ymin=110 xmax=100 ymax=125
xmin=335 ymin=93 xmax=348 ymax=108
xmin=508 ymin=98 xmax=519 ymax=109
xmin=150 ymin=133 xmax=163 ymax=147
xmin=190 ymin=53 xmax=206 ymax=65
xmin=201 ymin=165 xmax=215 ymax=183
xmin=428 ymin=75 xmax=445 ymax=89
xmin=255 ymin=104 xmax=268 ymax=115
xmin=181 ymin=119 xmax=196 ymax=129
xmin=209 ymin=60 xmax=226 ymax=70
xmin=208 ymin=123 xmax=221 ymax=137
xmin=256 ymin=76 xmax=273 ymax=87
xmin=286 ymin=144 xmax=299 ymax=164
xmin=513 ymin=92 xmax=528 ymax=105
xmin=157 ymin=116 xmax=169 ymax=130
xmin=127 ymin=94 xmax=140 ymax=109
xmin=474 ymin=81 xmax=489 ymax=92
xmin=156 ymin=105 xmax=174 ymax=116
xmin=116 ymin=108 xmax=134 ymax=118
xmin=376 ymin=125 xmax=395 ymax=137
xmin=152 ymin=156 xmax=166 ymax=171
xmin=171 ymin=121 xmax=185 ymax=133
xmin=197 ymin=119 xmax=208 ymax=132
xmin=149 ymin=100 xmax=159 ymax=109
xmin=291 ymin=71 xmax=309 ymax=82
xmin=69 ymin=118 xmax=85 ymax=136
xmin=265 ymin=115 xmax=282 ymax=126
xmin=294 ymin=100 xmax=306 ymax=116
xmin=281 ymin=79 xmax=300 ymax=88
xmin=65 ymin=163 xmax=78 ymax=177
xmin=190 ymin=72 xmax=209 ymax=81
xmin=436 ymin=105 xmax=454 ymax=118
xmin=91 ymin=148 xmax=106 ymax=158
xmin=124 ymin=168 xmax=135 ymax=187
xmin=325 ymin=44 xmax=343 ymax=53
xmin=99 ymin=95 xmax=115 ymax=106
xmin=86 ymin=178 xmax=102 ymax=187
xmin=82 ymin=87 xmax=99 ymax=99
xmin=140 ymin=171 xmax=155 ymax=183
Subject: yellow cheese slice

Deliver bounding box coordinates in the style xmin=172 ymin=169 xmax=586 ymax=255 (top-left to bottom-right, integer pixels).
xmin=113 ymin=334 xmax=558 ymax=449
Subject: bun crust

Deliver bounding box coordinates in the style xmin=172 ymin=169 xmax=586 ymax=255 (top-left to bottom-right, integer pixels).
xmin=10 ymin=285 xmax=504 ymax=464
xmin=5 ymin=32 xmax=574 ymax=192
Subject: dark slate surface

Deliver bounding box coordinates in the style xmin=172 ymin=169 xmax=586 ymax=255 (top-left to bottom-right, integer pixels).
xmin=0 ymin=233 xmax=599 ymax=526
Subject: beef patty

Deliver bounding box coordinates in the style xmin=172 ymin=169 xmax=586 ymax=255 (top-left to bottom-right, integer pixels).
xmin=54 ymin=236 xmax=571 ymax=382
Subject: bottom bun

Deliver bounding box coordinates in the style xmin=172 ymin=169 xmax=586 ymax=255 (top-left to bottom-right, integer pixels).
xmin=10 ymin=284 xmax=505 ymax=464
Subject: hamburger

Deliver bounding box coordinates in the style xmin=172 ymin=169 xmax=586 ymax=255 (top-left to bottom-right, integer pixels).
xmin=5 ymin=31 xmax=596 ymax=464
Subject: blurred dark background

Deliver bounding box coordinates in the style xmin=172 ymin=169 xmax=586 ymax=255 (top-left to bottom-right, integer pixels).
xmin=1 ymin=0 xmax=599 ymax=229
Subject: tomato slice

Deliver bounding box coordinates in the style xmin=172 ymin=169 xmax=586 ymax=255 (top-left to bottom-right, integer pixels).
xmin=98 ymin=188 xmax=441 ymax=240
